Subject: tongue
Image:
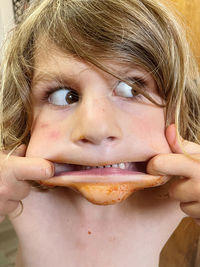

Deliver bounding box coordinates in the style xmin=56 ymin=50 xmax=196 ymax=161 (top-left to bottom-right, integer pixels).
xmin=54 ymin=163 xmax=76 ymax=175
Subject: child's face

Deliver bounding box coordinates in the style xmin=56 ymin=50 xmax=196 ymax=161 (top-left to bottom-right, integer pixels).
xmin=26 ymin=41 xmax=171 ymax=201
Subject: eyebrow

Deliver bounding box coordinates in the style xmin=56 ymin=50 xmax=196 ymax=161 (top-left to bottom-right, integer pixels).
xmin=31 ymin=66 xmax=148 ymax=90
xmin=32 ymin=71 xmax=77 ymax=88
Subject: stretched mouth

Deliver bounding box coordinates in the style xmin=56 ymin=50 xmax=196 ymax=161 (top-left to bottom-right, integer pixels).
xmin=40 ymin=161 xmax=169 ymax=205
xmin=53 ymin=161 xmax=148 ymax=176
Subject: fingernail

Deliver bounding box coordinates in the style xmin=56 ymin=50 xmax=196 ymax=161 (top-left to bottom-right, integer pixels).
xmin=45 ymin=165 xmax=54 ymax=178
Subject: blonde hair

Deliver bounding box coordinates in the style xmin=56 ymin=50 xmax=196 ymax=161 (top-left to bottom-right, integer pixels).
xmin=1 ymin=0 xmax=200 ymax=152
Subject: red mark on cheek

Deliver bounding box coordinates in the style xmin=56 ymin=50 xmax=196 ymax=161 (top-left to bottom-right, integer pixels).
xmin=48 ymin=130 xmax=61 ymax=140
xmin=40 ymin=123 xmax=49 ymax=128
xmin=39 ymin=123 xmax=61 ymax=140
xmin=88 ymin=231 xmax=92 ymax=235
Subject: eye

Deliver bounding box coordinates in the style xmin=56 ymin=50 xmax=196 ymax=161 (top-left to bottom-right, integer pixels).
xmin=48 ymin=88 xmax=79 ymax=106
xmin=115 ymin=81 xmax=139 ymax=98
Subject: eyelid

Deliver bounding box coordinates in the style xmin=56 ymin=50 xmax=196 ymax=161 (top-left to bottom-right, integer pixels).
xmin=126 ymin=76 xmax=148 ymax=87
xmin=116 ymin=76 xmax=148 ymax=97
xmin=38 ymin=75 xmax=148 ymax=100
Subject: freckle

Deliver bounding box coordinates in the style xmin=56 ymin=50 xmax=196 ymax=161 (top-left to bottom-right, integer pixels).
xmin=88 ymin=231 xmax=91 ymax=235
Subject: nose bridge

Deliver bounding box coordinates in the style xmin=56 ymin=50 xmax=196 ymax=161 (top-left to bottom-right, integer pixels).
xmin=71 ymin=95 xmax=122 ymax=145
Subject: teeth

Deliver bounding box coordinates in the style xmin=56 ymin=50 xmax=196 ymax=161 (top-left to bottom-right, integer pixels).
xmin=119 ymin=163 xmax=126 ymax=169
xmin=112 ymin=164 xmax=118 ymax=168
xmin=84 ymin=163 xmax=126 ymax=169
xmin=85 ymin=166 xmax=91 ymax=170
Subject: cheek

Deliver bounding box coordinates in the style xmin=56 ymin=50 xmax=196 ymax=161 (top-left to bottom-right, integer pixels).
xmin=26 ymin=122 xmax=63 ymax=157
xmin=35 ymin=123 xmax=62 ymax=141
xmin=47 ymin=128 xmax=61 ymax=140
xmin=126 ymin=107 xmax=171 ymax=154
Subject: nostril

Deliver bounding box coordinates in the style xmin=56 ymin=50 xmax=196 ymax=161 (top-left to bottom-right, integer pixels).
xmin=77 ymin=135 xmax=117 ymax=144
xmin=80 ymin=137 xmax=115 ymax=143
xmin=107 ymin=136 xmax=116 ymax=142
xmin=80 ymin=138 xmax=90 ymax=143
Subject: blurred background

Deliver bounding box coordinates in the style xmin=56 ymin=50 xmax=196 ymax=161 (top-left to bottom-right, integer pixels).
xmin=0 ymin=0 xmax=14 ymax=50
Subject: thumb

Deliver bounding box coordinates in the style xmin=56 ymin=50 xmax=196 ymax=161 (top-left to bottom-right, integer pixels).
xmin=165 ymin=124 xmax=184 ymax=154
xmin=2 ymin=144 xmax=27 ymax=157
xmin=12 ymin=144 xmax=27 ymax=157
xmin=166 ymin=124 xmax=200 ymax=154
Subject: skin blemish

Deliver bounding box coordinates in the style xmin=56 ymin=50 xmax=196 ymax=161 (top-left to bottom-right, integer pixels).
xmin=40 ymin=123 xmax=49 ymax=128
xmin=38 ymin=123 xmax=61 ymax=140
xmin=88 ymin=231 xmax=92 ymax=235
xmin=48 ymin=130 xmax=61 ymax=140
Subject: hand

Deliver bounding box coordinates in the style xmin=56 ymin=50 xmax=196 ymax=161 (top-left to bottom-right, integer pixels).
xmin=147 ymin=124 xmax=200 ymax=225
xmin=0 ymin=144 xmax=54 ymax=223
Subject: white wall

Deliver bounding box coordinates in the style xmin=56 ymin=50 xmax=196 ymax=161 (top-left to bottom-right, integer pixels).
xmin=0 ymin=0 xmax=14 ymax=48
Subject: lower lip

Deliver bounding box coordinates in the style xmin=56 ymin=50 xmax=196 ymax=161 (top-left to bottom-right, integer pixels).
xmin=55 ymin=167 xmax=142 ymax=176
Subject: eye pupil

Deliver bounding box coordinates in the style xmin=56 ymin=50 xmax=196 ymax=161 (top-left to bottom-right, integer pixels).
xmin=65 ymin=91 xmax=79 ymax=104
xmin=131 ymin=88 xmax=138 ymax=96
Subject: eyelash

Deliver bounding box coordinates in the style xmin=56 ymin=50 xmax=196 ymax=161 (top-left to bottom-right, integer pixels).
xmin=41 ymin=86 xmax=76 ymax=102
xmin=40 ymin=76 xmax=147 ymax=104
xmin=123 ymin=77 xmax=147 ymax=101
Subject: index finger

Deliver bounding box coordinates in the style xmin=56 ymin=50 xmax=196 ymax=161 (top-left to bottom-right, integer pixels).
xmin=1 ymin=155 xmax=54 ymax=182
xmin=147 ymin=153 xmax=200 ymax=180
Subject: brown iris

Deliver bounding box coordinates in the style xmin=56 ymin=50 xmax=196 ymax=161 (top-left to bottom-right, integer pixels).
xmin=65 ymin=90 xmax=79 ymax=104
xmin=131 ymin=88 xmax=139 ymax=97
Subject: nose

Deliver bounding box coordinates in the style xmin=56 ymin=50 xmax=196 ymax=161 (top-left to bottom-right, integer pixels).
xmin=70 ymin=97 xmax=122 ymax=146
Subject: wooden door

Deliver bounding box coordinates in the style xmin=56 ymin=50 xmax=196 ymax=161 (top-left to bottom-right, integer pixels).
xmin=163 ymin=0 xmax=200 ymax=68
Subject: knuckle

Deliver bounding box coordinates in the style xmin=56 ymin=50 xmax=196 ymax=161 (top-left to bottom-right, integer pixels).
xmin=179 ymin=202 xmax=188 ymax=213
xmin=168 ymin=185 xmax=178 ymax=200
xmin=8 ymin=201 xmax=19 ymax=213
xmin=0 ymin=159 xmax=12 ymax=184
xmin=168 ymin=180 xmax=179 ymax=198
xmin=168 ymin=186 xmax=177 ymax=200
xmin=0 ymin=186 xmax=9 ymax=201
xmin=20 ymin=183 xmax=31 ymax=199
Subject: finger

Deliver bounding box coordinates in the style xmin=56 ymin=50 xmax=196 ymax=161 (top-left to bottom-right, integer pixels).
xmin=8 ymin=201 xmax=24 ymax=219
xmin=169 ymin=178 xmax=200 ymax=202
xmin=147 ymin=153 xmax=200 ymax=180
xmin=2 ymin=144 xmax=27 ymax=157
xmin=180 ymin=201 xmax=200 ymax=219
xmin=166 ymin=124 xmax=200 ymax=154
xmin=0 ymin=181 xmax=31 ymax=201
xmin=1 ymin=156 xmax=54 ymax=182
xmin=0 ymin=200 xmax=19 ymax=216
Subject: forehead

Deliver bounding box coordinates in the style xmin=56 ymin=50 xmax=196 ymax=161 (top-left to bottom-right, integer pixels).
xmin=33 ymin=39 xmax=153 ymax=84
